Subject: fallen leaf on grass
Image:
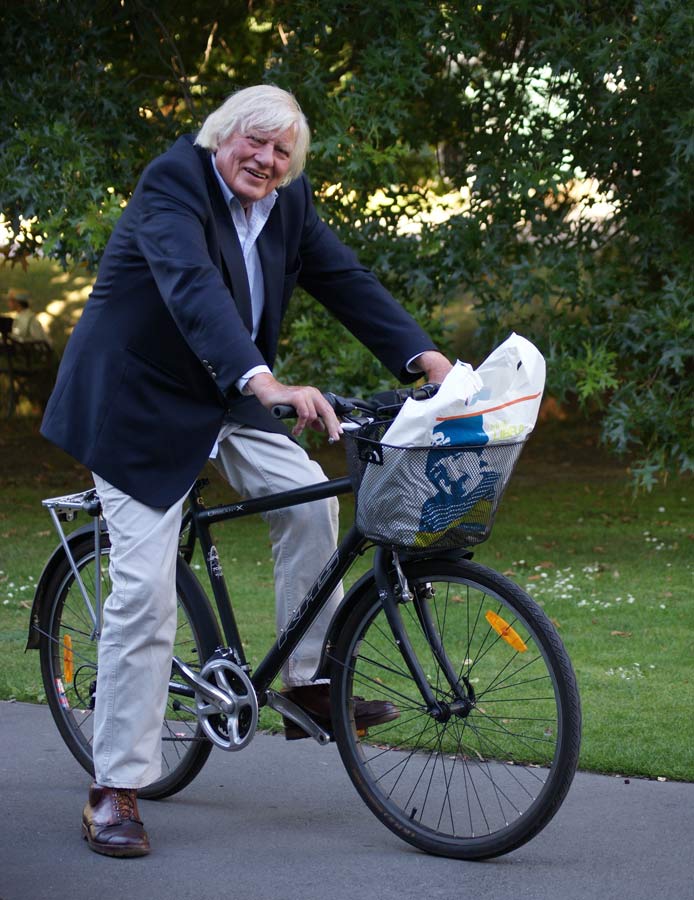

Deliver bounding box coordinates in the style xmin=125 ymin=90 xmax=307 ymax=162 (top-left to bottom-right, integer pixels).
xmin=610 ymin=630 xmax=632 ymax=638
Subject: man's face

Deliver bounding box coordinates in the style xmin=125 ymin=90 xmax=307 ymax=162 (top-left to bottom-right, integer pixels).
xmin=215 ymin=127 xmax=296 ymax=208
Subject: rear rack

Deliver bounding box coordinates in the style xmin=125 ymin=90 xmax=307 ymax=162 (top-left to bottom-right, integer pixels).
xmin=42 ymin=488 xmax=104 ymax=638
xmin=41 ymin=488 xmax=101 ymax=519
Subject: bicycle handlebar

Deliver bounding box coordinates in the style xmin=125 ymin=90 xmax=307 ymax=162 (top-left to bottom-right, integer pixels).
xmin=270 ymin=383 xmax=440 ymax=422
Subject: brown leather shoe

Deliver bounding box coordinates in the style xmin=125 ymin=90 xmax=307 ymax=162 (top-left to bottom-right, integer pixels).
xmin=281 ymin=683 xmax=399 ymax=740
xmin=82 ymin=784 xmax=150 ymax=857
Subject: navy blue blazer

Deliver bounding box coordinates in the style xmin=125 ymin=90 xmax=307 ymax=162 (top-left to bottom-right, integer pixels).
xmin=41 ymin=135 xmax=436 ymax=507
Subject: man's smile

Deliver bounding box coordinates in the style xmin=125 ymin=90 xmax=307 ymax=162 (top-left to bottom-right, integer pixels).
xmin=214 ymin=127 xmax=295 ymax=206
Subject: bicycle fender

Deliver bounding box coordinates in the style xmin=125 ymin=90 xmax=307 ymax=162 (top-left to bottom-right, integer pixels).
xmin=314 ymin=547 xmax=474 ymax=680
xmin=25 ymin=522 xmax=107 ymax=651
xmin=315 ymin=569 xmax=379 ymax=680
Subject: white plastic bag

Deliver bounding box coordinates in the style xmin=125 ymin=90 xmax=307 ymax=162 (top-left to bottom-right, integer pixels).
xmin=382 ymin=332 xmax=545 ymax=448
xmin=380 ymin=361 xmax=483 ymax=446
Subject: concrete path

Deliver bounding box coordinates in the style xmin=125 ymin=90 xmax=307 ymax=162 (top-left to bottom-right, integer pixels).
xmin=1 ymin=700 xmax=691 ymax=900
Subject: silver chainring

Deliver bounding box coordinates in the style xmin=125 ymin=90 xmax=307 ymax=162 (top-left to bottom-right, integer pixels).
xmin=195 ymin=657 xmax=258 ymax=751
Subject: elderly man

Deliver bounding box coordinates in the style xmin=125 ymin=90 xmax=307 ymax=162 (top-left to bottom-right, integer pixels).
xmin=42 ymin=84 xmax=452 ymax=857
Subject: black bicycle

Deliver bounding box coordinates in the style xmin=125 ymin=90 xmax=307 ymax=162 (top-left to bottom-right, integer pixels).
xmin=27 ymin=386 xmax=581 ymax=860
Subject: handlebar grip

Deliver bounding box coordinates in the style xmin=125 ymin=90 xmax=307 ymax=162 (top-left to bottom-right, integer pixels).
xmin=412 ymin=382 xmax=440 ymax=400
xmin=271 ymin=392 xmax=344 ymax=419
xmin=271 ymin=385 xmax=437 ymax=420
xmin=271 ymin=404 xmax=297 ymax=419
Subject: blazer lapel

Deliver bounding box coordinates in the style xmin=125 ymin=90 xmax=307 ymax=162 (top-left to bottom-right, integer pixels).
xmin=256 ymin=201 xmax=286 ymax=362
xmin=199 ymin=147 xmax=254 ymax=332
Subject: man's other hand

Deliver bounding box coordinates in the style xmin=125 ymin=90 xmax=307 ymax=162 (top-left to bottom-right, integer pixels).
xmin=413 ymin=350 xmax=454 ymax=385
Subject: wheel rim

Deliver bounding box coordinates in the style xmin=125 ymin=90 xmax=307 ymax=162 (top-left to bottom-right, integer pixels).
xmin=337 ymin=571 xmax=575 ymax=851
xmin=46 ymin=547 xmax=208 ymax=789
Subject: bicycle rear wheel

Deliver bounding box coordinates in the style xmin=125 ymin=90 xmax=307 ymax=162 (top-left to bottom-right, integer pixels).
xmin=330 ymin=558 xmax=581 ymax=859
xmin=37 ymin=532 xmax=222 ymax=799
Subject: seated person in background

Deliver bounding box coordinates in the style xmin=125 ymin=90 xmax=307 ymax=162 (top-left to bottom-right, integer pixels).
xmin=6 ymin=290 xmax=51 ymax=345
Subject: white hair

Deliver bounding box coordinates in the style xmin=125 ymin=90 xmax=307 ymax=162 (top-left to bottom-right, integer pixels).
xmin=195 ymin=85 xmax=310 ymax=185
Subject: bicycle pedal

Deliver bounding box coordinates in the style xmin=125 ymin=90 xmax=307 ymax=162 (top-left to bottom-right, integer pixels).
xmin=267 ymin=690 xmax=331 ymax=745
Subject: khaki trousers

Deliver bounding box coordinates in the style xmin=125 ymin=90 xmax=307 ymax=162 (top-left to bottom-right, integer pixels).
xmin=92 ymin=428 xmax=341 ymax=788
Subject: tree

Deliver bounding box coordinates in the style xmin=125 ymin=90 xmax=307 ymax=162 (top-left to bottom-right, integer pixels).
xmin=0 ymin=0 xmax=272 ymax=266
xmin=2 ymin=0 xmax=692 ymax=485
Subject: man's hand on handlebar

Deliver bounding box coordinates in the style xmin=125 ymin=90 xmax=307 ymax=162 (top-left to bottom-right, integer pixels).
xmin=247 ymin=372 xmax=343 ymax=441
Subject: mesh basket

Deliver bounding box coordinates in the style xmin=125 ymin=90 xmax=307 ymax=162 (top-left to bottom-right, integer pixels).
xmin=344 ymin=421 xmax=526 ymax=550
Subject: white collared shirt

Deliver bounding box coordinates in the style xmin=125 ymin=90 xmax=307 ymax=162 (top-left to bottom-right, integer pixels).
xmin=211 ymin=154 xmax=274 ymax=389
xmin=211 ymin=155 xmax=274 ymax=455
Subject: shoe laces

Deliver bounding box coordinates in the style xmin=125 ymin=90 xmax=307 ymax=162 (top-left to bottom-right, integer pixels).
xmin=113 ymin=789 xmax=139 ymax=822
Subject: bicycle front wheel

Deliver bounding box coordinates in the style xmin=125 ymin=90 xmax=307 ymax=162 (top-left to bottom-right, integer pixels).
xmin=330 ymin=558 xmax=581 ymax=859
xmin=37 ymin=532 xmax=222 ymax=800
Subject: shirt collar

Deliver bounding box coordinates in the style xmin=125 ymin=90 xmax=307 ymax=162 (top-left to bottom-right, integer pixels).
xmin=210 ymin=153 xmax=278 ymax=218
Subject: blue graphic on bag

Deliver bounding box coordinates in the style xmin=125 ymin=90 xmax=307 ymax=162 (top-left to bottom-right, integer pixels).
xmin=414 ymin=447 xmax=500 ymax=547
xmin=431 ymin=415 xmax=488 ymax=447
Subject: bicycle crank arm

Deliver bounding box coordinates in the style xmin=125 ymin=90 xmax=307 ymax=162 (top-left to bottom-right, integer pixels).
xmin=171 ymin=656 xmax=233 ymax=711
xmin=173 ymin=655 xmax=259 ymax=752
xmin=265 ymin=690 xmax=331 ymax=745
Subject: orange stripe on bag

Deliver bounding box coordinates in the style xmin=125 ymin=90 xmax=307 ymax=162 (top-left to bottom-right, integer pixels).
xmin=435 ymin=390 xmax=543 ymax=422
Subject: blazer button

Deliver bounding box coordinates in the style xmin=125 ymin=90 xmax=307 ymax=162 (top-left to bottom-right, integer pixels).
xmin=202 ymin=359 xmax=209 ymax=365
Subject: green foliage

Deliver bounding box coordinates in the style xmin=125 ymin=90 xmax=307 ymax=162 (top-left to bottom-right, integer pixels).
xmin=565 ymin=343 xmax=620 ymax=404
xmin=0 ymin=0 xmax=270 ymax=264
xmin=1 ymin=0 xmax=693 ymax=484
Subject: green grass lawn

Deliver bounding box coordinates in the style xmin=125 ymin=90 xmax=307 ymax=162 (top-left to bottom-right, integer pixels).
xmin=1 ymin=415 xmax=692 ymax=782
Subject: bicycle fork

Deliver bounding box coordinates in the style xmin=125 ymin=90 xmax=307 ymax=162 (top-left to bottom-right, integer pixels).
xmin=372 ymin=547 xmax=475 ymax=722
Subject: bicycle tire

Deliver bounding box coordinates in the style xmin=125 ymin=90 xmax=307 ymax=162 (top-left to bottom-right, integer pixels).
xmin=37 ymin=532 xmax=222 ymax=800
xmin=330 ymin=557 xmax=581 ymax=859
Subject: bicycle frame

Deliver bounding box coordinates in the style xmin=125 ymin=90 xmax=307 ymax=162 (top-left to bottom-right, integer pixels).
xmin=35 ymin=474 xmax=457 ymax=724
xmin=184 ymin=479 xmax=452 ymax=716
xmin=184 ymin=476 xmax=364 ymax=699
